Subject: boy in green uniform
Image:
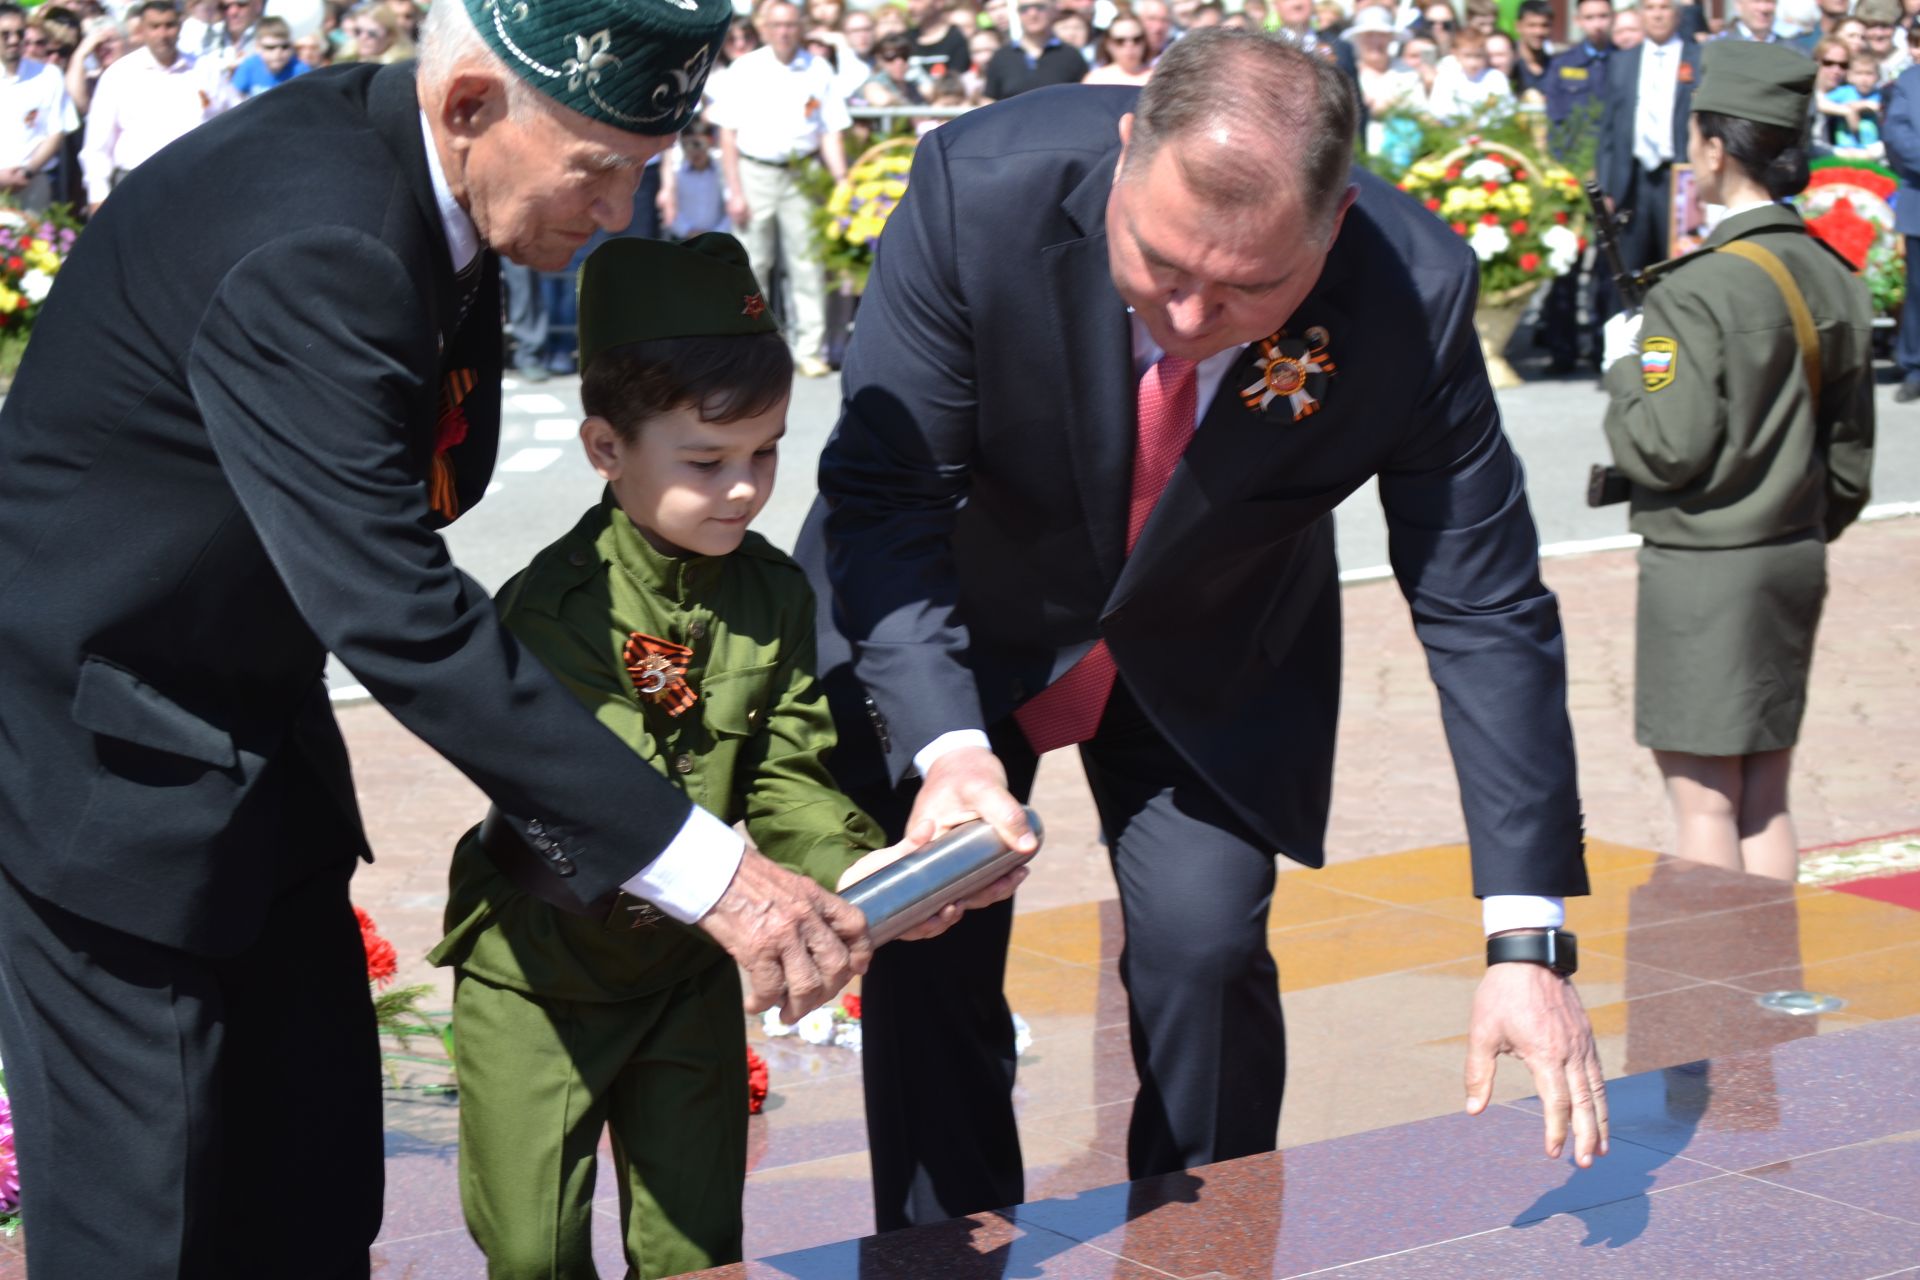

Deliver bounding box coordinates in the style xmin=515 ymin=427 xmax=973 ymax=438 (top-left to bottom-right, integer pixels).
xmin=430 ymin=233 xmax=926 ymax=1279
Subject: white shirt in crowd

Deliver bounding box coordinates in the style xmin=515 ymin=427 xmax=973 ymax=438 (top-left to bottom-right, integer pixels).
xmin=1634 ymin=35 xmax=1684 ymax=171
xmin=1425 ymin=56 xmax=1514 ymax=123
xmin=0 ymin=58 xmax=77 ymax=173
xmin=669 ymin=158 xmax=730 ymax=240
xmin=705 ymin=45 xmax=852 ymax=162
xmin=81 ymin=46 xmax=224 ymax=205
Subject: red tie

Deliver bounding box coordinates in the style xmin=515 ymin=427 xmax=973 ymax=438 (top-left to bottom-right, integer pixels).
xmin=1015 ymin=355 xmax=1198 ymax=753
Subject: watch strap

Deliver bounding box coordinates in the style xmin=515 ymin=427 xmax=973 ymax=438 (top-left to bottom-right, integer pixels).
xmin=1486 ymin=928 xmax=1578 ymax=976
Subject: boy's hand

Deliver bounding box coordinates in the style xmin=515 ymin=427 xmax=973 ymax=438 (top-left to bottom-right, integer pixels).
xmin=835 ymin=818 xmax=1032 ymax=942
xmin=699 ymin=847 xmax=872 ymax=1023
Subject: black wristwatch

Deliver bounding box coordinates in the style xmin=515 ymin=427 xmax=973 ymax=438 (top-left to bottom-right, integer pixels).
xmin=1486 ymin=928 xmax=1578 ymax=977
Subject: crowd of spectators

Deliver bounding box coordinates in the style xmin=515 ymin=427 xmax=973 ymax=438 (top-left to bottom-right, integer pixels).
xmin=2 ymin=0 xmax=1913 ymax=374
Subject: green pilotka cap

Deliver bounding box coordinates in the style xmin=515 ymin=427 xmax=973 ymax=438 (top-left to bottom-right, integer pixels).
xmin=576 ymin=233 xmax=778 ymax=371
xmin=1691 ymin=40 xmax=1815 ymax=131
xmin=461 ymin=0 xmax=731 ymax=135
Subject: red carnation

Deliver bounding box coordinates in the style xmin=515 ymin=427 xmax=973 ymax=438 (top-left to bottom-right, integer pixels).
xmin=1577 ymin=237 xmax=1588 ymax=252
xmin=1520 ymin=252 xmax=1540 ymax=273
xmin=1510 ymin=220 xmax=1528 ymax=234
xmin=746 ymin=1045 xmax=769 ymax=1114
xmin=1446 ymin=166 xmax=1462 ymax=180
xmin=840 ymin=992 xmax=862 ymax=1020
xmin=1555 ymin=211 xmax=1570 ymax=223
xmin=1482 ymin=181 xmax=1499 ymax=193
xmin=4 ymin=257 xmax=20 ymax=273
xmin=1452 ymin=221 xmax=1468 ymax=235
xmin=356 ymin=906 xmax=398 ymax=988
xmin=1481 ymin=213 xmax=1500 ymax=225
xmin=1513 ymin=169 xmax=1528 ymax=181
xmin=1425 ymin=197 xmax=1442 ymax=212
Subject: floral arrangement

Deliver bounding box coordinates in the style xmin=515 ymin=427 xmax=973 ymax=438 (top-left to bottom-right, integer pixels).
xmin=0 ymin=1058 xmax=17 ymax=1236
xmin=746 ymin=1046 xmax=769 ymax=1115
xmin=356 ymin=906 xmax=450 ymax=1081
xmin=816 ymin=137 xmax=916 ymax=293
xmin=1396 ymin=140 xmax=1587 ymax=304
xmin=1795 ymin=158 xmax=1904 ymax=315
xmin=0 ymin=207 xmax=75 ymax=381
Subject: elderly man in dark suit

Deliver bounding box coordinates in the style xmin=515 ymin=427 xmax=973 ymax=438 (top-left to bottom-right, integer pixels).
xmin=1883 ymin=28 xmax=1920 ymax=401
xmin=0 ymin=0 xmax=925 ymax=1272
xmin=1595 ymin=0 xmax=1702 ymax=277
xmin=798 ymin=29 xmax=1609 ymax=1235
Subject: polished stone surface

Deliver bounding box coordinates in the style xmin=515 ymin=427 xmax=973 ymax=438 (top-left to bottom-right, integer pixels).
xmin=688 ymin=1015 xmax=1920 ymax=1279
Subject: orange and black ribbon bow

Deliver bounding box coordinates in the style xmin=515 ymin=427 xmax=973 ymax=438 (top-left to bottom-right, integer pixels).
xmin=624 ymin=632 xmax=698 ymax=717
xmin=429 ymin=368 xmax=478 ymax=522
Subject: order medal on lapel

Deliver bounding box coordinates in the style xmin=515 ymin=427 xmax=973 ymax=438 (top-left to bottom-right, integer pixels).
xmin=624 ymin=632 xmax=698 ymax=717
xmin=1240 ymin=325 xmax=1336 ymax=421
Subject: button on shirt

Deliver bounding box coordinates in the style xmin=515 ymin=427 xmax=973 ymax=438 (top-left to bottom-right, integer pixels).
xmin=0 ymin=60 xmax=77 ymax=173
xmin=1634 ymin=37 xmax=1684 ymax=173
xmin=705 ymin=46 xmax=851 ymax=163
xmin=80 ymin=47 xmax=223 ymax=205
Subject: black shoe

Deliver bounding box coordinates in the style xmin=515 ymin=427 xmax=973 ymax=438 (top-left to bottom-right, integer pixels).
xmin=1896 ymin=377 xmax=1920 ymax=403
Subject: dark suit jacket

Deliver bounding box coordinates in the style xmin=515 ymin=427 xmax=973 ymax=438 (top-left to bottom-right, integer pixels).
xmin=0 ymin=63 xmax=693 ymax=955
xmin=799 ymin=85 xmax=1588 ymax=900
xmin=1882 ymin=67 xmax=1920 ymax=236
xmin=1594 ymin=39 xmax=1701 ymax=211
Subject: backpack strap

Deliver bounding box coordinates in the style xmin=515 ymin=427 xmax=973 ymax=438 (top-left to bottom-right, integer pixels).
xmin=1713 ymin=239 xmax=1822 ymax=404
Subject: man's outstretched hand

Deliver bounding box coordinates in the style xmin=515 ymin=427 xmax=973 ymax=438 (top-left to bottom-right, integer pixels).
xmin=1464 ymin=961 xmax=1610 ymax=1167
xmin=698 ymin=848 xmax=872 ymax=1024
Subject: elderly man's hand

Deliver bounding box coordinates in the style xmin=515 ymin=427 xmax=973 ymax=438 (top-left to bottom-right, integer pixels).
xmin=1464 ymin=961 xmax=1610 ymax=1167
xmin=698 ymin=847 xmax=872 ymax=1023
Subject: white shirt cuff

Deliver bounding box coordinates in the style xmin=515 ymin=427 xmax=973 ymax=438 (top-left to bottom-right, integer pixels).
xmin=912 ymin=729 xmax=992 ymax=778
xmin=619 ymin=805 xmax=745 ymax=924
xmin=1482 ymin=894 xmax=1566 ymax=937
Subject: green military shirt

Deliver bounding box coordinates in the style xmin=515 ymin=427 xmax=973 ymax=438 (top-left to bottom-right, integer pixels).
xmin=429 ymin=492 xmax=886 ymax=1002
xmin=1603 ymin=204 xmax=1876 ymax=549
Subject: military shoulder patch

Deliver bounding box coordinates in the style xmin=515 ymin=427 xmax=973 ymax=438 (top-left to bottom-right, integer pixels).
xmin=1641 ymin=337 xmax=1677 ymax=392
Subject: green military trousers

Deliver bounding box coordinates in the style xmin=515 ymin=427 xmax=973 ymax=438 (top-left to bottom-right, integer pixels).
xmin=452 ymin=959 xmax=748 ymax=1280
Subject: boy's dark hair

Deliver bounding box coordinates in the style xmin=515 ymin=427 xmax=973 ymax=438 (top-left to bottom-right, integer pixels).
xmin=581 ymin=333 xmax=793 ymax=440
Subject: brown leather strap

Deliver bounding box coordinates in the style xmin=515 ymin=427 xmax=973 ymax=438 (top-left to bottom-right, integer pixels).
xmin=1714 ymin=239 xmax=1822 ymax=404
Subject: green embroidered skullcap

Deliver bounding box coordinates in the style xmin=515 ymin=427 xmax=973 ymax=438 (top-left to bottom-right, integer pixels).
xmin=1692 ymin=40 xmax=1813 ymax=131
xmin=577 ymin=233 xmax=777 ymax=370
xmin=462 ymin=0 xmax=731 ymax=135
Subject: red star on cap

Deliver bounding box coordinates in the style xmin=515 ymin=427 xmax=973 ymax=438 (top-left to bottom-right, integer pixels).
xmin=742 ymin=294 xmax=767 ymax=319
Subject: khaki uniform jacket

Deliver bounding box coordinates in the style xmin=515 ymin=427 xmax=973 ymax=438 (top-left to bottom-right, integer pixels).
xmin=1603 ymin=204 xmax=1876 ymax=549
xmin=431 ymin=494 xmax=885 ymax=1002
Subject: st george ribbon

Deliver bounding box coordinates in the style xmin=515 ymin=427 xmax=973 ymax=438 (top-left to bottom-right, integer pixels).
xmin=843 ymin=808 xmax=1045 ymax=946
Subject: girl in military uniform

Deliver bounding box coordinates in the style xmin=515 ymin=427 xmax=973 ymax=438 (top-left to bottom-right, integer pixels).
xmin=428 ymin=234 xmax=958 ymax=1279
xmin=1600 ymin=40 xmax=1875 ymax=881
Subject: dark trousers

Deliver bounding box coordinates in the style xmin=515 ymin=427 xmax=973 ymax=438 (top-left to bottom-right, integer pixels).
xmin=856 ymin=682 xmax=1287 ymax=1232
xmin=0 ymin=860 xmax=382 ymax=1279
xmin=1898 ymin=234 xmax=1920 ymax=378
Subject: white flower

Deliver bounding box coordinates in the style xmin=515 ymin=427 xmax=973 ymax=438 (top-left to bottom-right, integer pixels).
xmin=1011 ymin=1012 xmax=1033 ymax=1057
xmin=761 ymin=1008 xmax=795 ymax=1037
xmin=20 ymin=270 xmax=51 ymax=304
xmin=0 ymin=209 xmax=24 ymax=229
xmin=1460 ymin=158 xmax=1512 ymax=185
xmin=1467 ymin=222 xmax=1511 ymax=262
xmin=833 ymin=1022 xmax=864 ymax=1052
xmin=1541 ymin=223 xmax=1580 ymax=276
xmin=795 ymin=1007 xmax=838 ymax=1045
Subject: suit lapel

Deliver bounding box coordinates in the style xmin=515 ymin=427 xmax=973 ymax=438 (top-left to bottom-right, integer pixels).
xmin=367 ymin=62 xmax=459 ymax=348
xmin=1041 ymin=151 xmax=1134 ymax=585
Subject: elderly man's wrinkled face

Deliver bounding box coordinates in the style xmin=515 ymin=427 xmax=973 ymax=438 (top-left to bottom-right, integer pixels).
xmin=444 ymin=75 xmax=674 ymax=271
xmin=1106 ymin=115 xmax=1352 ymax=361
xmin=1737 ymin=0 xmax=1774 ymax=37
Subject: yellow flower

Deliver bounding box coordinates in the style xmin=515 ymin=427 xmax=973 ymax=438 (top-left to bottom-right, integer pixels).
xmin=0 ymin=284 xmax=19 ymax=312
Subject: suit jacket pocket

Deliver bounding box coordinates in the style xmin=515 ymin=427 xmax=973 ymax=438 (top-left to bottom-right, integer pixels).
xmin=71 ymin=655 xmax=239 ymax=768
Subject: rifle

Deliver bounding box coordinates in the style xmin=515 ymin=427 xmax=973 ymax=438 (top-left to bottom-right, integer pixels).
xmin=1583 ymin=179 xmax=1636 ymax=507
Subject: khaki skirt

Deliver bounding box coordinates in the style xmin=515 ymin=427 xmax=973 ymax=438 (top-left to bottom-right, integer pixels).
xmin=1634 ymin=533 xmax=1827 ymax=756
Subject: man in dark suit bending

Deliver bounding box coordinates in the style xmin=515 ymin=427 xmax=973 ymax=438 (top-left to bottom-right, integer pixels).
xmin=0 ymin=0 xmax=978 ymax=1272
xmin=799 ymin=29 xmax=1610 ymax=1233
